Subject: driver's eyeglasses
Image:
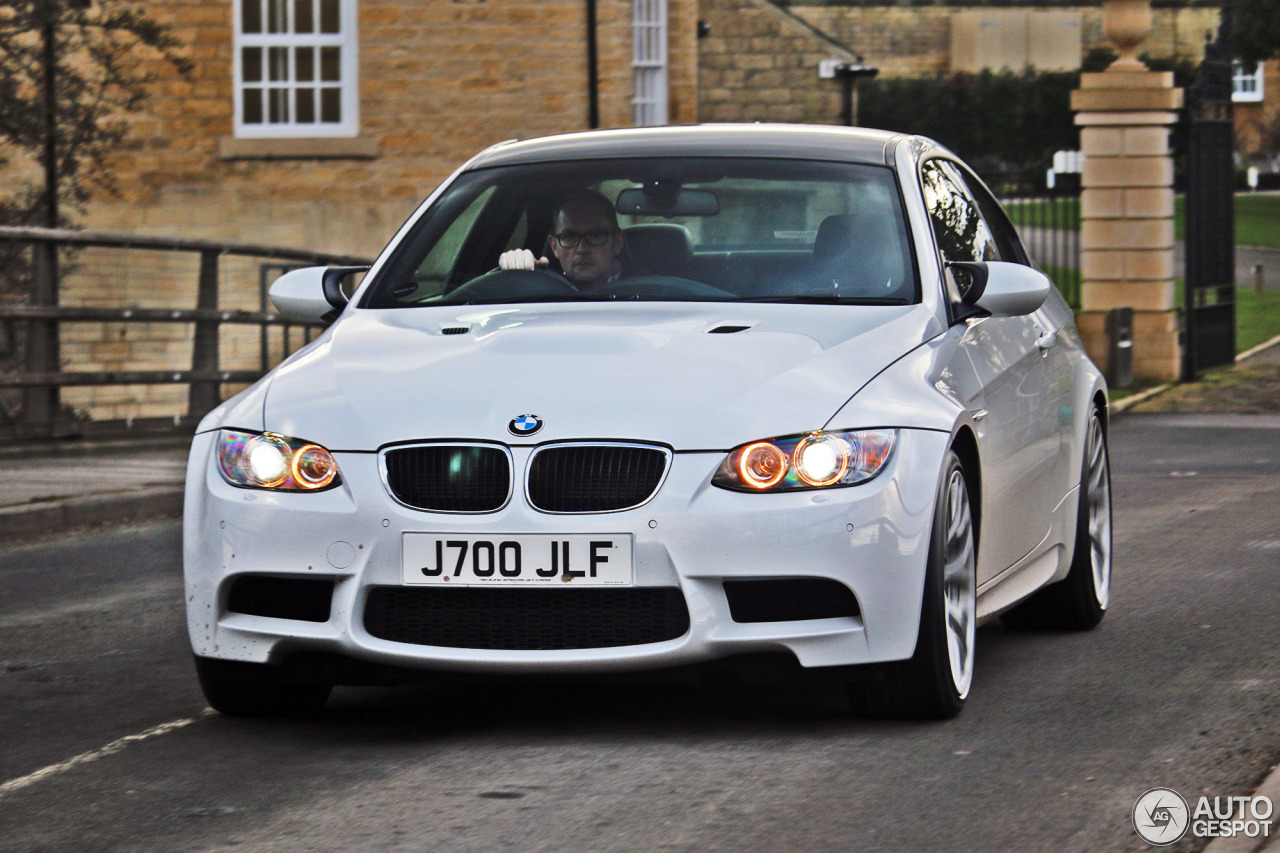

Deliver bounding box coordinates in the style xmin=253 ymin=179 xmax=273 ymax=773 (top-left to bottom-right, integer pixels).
xmin=552 ymin=229 xmax=617 ymax=249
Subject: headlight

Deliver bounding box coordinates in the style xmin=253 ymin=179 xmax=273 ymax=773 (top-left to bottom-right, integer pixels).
xmin=712 ymin=429 xmax=896 ymax=492
xmin=215 ymin=429 xmax=342 ymax=491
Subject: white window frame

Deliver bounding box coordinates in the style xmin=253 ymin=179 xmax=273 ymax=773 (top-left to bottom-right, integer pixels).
xmin=1233 ymin=60 xmax=1264 ymax=104
xmin=633 ymin=0 xmax=668 ymax=126
xmin=233 ymin=0 xmax=359 ymax=138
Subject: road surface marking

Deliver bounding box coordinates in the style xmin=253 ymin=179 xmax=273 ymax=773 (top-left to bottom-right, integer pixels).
xmin=0 ymin=709 xmax=214 ymax=799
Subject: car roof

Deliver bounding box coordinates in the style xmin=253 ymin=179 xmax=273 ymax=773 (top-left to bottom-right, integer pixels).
xmin=466 ymin=124 xmax=909 ymax=171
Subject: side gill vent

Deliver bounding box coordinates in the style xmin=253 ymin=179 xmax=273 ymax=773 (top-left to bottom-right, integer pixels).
xmin=708 ymin=324 xmax=751 ymax=335
xmin=440 ymin=324 xmax=471 ymax=336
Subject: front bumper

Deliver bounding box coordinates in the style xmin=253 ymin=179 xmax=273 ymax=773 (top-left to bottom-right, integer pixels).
xmin=183 ymin=428 xmax=950 ymax=678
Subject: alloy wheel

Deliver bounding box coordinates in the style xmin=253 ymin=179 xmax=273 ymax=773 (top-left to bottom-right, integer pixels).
xmin=1085 ymin=415 xmax=1112 ymax=610
xmin=942 ymin=468 xmax=977 ymax=699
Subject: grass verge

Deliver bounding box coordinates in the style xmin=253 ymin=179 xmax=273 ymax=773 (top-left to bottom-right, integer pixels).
xmin=1236 ymin=286 xmax=1280 ymax=353
xmin=1175 ymin=194 xmax=1280 ymax=249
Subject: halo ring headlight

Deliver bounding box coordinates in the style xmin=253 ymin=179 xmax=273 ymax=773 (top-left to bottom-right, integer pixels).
xmin=291 ymin=444 xmax=339 ymax=489
xmin=246 ymin=435 xmax=289 ymax=488
xmin=738 ymin=441 xmax=789 ymax=489
xmin=794 ymin=434 xmax=850 ymax=487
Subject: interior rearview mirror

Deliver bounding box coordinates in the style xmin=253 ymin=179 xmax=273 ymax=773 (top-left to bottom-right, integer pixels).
xmin=615 ymin=187 xmax=719 ymax=217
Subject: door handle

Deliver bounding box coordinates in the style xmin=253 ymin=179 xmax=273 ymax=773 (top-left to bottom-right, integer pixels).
xmin=1036 ymin=329 xmax=1057 ymax=353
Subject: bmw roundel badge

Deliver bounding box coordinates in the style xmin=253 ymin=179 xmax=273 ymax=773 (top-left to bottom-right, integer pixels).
xmin=508 ymin=414 xmax=543 ymax=437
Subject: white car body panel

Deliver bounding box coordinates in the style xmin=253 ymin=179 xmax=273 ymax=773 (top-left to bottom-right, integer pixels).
xmin=258 ymin=303 xmax=937 ymax=452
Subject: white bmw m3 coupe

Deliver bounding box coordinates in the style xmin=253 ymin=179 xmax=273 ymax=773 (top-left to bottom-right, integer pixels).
xmin=184 ymin=125 xmax=1112 ymax=719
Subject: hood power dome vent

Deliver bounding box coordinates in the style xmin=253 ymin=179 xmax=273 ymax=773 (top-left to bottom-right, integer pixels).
xmin=440 ymin=325 xmax=472 ymax=335
xmin=707 ymin=324 xmax=751 ymax=334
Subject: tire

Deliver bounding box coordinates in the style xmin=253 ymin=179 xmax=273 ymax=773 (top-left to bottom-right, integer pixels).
xmin=849 ymin=449 xmax=976 ymax=720
xmin=1000 ymin=408 xmax=1112 ymax=631
xmin=195 ymin=657 xmax=332 ymax=717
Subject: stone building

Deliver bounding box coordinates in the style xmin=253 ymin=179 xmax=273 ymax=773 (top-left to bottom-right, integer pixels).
xmin=1234 ymin=60 xmax=1280 ymax=171
xmin=82 ymin=0 xmax=699 ymax=257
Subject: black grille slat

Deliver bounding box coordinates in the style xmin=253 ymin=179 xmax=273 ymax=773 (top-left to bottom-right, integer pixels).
xmin=363 ymin=587 xmax=690 ymax=650
xmin=384 ymin=445 xmax=510 ymax=512
xmin=528 ymin=445 xmax=667 ymax=512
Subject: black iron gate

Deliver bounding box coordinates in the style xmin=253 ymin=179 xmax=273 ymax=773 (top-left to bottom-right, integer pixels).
xmin=1182 ymin=2 xmax=1236 ymax=380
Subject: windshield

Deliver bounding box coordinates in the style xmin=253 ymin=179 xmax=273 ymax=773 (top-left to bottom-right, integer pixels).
xmin=362 ymin=157 xmax=918 ymax=308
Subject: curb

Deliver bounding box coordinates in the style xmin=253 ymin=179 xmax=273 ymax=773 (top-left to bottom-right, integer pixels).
xmin=1236 ymin=333 xmax=1280 ymax=364
xmin=1201 ymin=757 xmax=1280 ymax=853
xmin=1111 ymin=333 xmax=1280 ymax=416
xmin=0 ymin=487 xmax=184 ymax=543
xmin=1111 ymin=383 xmax=1173 ymax=413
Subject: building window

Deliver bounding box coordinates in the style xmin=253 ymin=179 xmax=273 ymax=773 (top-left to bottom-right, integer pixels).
xmin=633 ymin=0 xmax=668 ymax=126
xmin=233 ymin=0 xmax=359 ymax=138
xmin=1233 ymin=61 xmax=1264 ymax=103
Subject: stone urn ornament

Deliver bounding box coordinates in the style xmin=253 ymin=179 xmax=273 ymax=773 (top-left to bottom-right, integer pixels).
xmin=1103 ymin=0 xmax=1153 ymax=71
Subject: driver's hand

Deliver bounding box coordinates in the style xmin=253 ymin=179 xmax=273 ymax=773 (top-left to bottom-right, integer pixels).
xmin=498 ymin=249 xmax=549 ymax=271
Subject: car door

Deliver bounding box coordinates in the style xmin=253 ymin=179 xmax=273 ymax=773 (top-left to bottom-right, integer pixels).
xmin=921 ymin=158 xmax=1068 ymax=582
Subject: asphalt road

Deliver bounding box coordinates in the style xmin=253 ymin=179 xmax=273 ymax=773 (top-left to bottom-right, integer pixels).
xmin=1 ymin=413 xmax=1278 ymax=852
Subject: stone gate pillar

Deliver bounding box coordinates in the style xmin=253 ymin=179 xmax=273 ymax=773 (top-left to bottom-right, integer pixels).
xmin=1071 ymin=0 xmax=1184 ymax=383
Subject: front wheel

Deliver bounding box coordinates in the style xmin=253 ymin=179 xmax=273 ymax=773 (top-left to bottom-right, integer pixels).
xmin=849 ymin=450 xmax=976 ymax=720
xmin=195 ymin=657 xmax=332 ymax=717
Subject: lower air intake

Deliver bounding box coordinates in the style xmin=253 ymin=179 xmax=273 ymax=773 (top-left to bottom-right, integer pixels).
xmin=227 ymin=575 xmax=333 ymax=623
xmin=722 ymin=578 xmax=860 ymax=623
xmin=363 ymin=586 xmax=690 ymax=650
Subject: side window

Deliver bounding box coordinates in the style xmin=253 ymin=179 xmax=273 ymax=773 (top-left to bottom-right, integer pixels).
xmin=951 ymin=164 xmax=1026 ymax=264
xmin=920 ymin=160 xmax=1000 ymax=266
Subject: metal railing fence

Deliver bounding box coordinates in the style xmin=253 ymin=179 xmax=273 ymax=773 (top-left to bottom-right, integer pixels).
xmin=0 ymin=226 xmax=372 ymax=441
xmin=1001 ymin=188 xmax=1083 ymax=310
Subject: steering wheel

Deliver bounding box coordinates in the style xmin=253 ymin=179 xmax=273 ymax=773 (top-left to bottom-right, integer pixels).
xmin=445 ymin=268 xmax=578 ymax=304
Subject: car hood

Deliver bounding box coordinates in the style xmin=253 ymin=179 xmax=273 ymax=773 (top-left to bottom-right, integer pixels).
xmin=260 ymin=302 xmax=939 ymax=450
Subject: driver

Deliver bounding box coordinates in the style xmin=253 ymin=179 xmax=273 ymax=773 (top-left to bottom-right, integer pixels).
xmin=498 ymin=189 xmax=626 ymax=290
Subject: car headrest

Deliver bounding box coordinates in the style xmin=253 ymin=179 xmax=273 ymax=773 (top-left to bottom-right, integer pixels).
xmin=623 ymin=224 xmax=694 ymax=273
xmin=813 ymin=214 xmax=858 ymax=262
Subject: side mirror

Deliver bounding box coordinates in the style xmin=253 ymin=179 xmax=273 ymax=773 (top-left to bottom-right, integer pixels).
xmin=952 ymin=261 xmax=1050 ymax=318
xmin=269 ymin=265 xmax=368 ymax=324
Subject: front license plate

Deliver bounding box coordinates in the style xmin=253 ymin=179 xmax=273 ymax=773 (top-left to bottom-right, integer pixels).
xmin=402 ymin=533 xmax=633 ymax=586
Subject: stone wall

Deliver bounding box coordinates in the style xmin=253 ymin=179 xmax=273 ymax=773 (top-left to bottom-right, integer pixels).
xmin=787 ymin=4 xmax=1221 ymax=75
xmin=698 ymin=0 xmax=855 ymax=124
xmin=699 ymin=3 xmax=1221 ymax=124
